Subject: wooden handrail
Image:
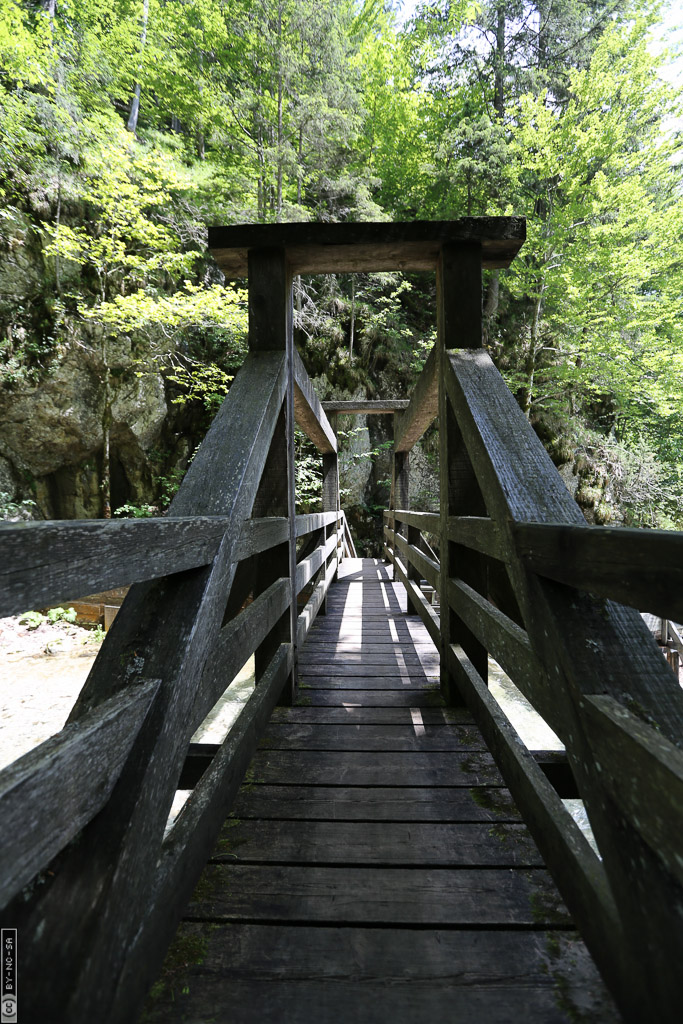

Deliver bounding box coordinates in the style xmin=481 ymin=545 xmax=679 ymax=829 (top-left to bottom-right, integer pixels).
xmin=383 ymin=345 xmax=683 ymax=1024
xmin=1 ymin=342 xmax=344 ymax=1024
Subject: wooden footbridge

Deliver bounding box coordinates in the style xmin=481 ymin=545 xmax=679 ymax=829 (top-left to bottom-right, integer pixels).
xmin=2 ymin=219 xmax=683 ymax=1024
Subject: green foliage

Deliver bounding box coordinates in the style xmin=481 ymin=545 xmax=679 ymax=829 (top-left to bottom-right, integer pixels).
xmin=18 ymin=610 xmax=44 ymax=629
xmin=47 ymin=606 xmax=77 ymax=624
xmin=0 ymin=491 xmax=36 ymax=521
xmin=0 ymin=0 xmax=681 ymax=531
xmin=114 ymin=502 xmax=158 ymax=518
xmin=294 ymin=428 xmax=322 ymax=513
xmin=18 ymin=605 xmax=77 ymax=627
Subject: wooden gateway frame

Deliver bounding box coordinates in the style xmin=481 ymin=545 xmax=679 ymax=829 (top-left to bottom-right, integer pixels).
xmin=2 ymin=217 xmax=683 ymax=1024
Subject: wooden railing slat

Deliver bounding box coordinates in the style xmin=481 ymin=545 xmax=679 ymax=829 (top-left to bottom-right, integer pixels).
xmin=386 ymin=509 xmax=440 ymax=533
xmin=386 ymin=548 xmax=441 ymax=648
xmin=582 ymin=695 xmax=683 ymax=885
xmin=444 ymin=350 xmax=585 ymax=526
xmin=0 ymin=509 xmax=343 ymax=619
xmin=0 ymin=517 xmax=231 ymax=619
xmin=447 ymin=515 xmax=504 ymax=560
xmin=445 ymin=577 xmax=557 ymax=736
xmin=391 ymin=530 xmax=440 ymax=592
xmin=0 ymin=678 xmax=160 ymax=907
xmin=393 ymin=345 xmax=438 ymax=452
xmin=295 ymin=531 xmax=338 ymax=593
xmin=293 ymin=348 xmax=336 ymax=454
xmin=442 ymin=642 xmax=620 ymax=996
xmin=513 ymin=522 xmax=683 ymax=622
xmin=131 ymin=644 xmax=293 ymax=1015
xmin=191 ymin=578 xmax=290 ymax=734
xmin=12 ymin=350 xmax=289 ymax=1023
xmin=297 ymin=558 xmax=338 ymax=646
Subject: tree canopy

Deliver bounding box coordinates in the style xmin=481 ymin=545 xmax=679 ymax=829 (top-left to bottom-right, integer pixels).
xmin=0 ymin=0 xmax=681 ymax=527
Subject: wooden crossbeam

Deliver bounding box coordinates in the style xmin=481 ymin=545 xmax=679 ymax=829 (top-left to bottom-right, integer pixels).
xmin=209 ymin=217 xmax=526 ymax=277
xmin=321 ymin=400 xmax=409 ymax=414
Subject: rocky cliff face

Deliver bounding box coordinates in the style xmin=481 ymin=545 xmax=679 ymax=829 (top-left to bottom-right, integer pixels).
xmin=0 ymin=212 xmax=193 ymax=519
xmin=0 ymin=346 xmax=170 ymax=518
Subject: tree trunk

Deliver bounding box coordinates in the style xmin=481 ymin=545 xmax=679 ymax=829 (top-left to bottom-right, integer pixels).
xmin=349 ymin=275 xmax=356 ymax=359
xmin=276 ymin=2 xmax=284 ymax=222
xmin=518 ymin=288 xmax=544 ymax=417
xmin=101 ymin=345 xmax=112 ymax=518
xmin=127 ymin=0 xmax=150 ymax=135
xmin=483 ymin=270 xmax=499 ymax=347
xmin=494 ymin=3 xmax=505 ymax=120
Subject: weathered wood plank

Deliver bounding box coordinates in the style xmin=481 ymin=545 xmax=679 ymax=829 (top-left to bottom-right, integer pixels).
xmin=445 ymin=577 xmax=556 ymax=733
xmin=393 ymin=344 xmax=438 ymax=452
xmin=248 ymin=749 xmax=503 ymax=786
xmin=214 ymin=819 xmax=543 ymax=866
xmin=447 ymin=516 xmax=504 ymax=560
xmin=393 ymin=530 xmax=440 ymax=591
xmin=188 ymin=863 xmax=569 ymax=925
xmin=445 ymin=347 xmax=683 ymax=1022
xmin=295 ymin=532 xmax=338 ymax=592
xmin=442 ymin=641 xmax=620 ymax=1003
xmin=296 ymin=510 xmax=340 ymax=534
xmin=208 ymin=217 xmax=527 ymax=276
xmin=234 ymin=514 xmax=339 ymax=574
xmin=293 ymin=348 xmax=336 ymax=453
xmin=301 ymin=640 xmax=438 ymax=653
xmin=298 ymin=650 xmax=439 ymax=667
xmin=298 ymin=688 xmax=446 ymax=708
xmin=0 ymin=517 xmax=230 ymax=619
xmin=388 ymin=509 xmax=440 ymax=533
xmin=234 ymin=516 xmax=288 ymax=560
xmin=0 ymin=678 xmax=159 ymax=906
xmin=192 ymin=578 xmax=290 ymax=732
xmin=260 ymin=722 xmax=486 ymax=752
xmin=444 ymin=350 xmax=586 ymax=527
xmin=269 ymin=706 xmax=467 ymax=725
xmin=387 ymin=549 xmax=441 ymax=647
xmin=299 ymin=665 xmax=436 ymax=680
xmin=582 ymin=694 xmax=683 ymax=885
xmin=322 ymin=400 xmax=409 ymax=414
xmin=230 ymin=784 xmax=517 ymax=822
xmin=143 ymin=924 xmax=618 ymax=1024
xmin=297 ymin=559 xmax=337 ymax=647
xmin=10 ymin=350 xmax=289 ymax=1024
xmin=513 ymin=521 xmax=683 ymax=622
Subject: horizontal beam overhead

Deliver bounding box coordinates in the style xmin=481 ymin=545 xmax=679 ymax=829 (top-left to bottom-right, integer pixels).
xmin=209 ymin=218 xmax=526 ymax=278
xmin=322 ymin=400 xmax=409 ymax=414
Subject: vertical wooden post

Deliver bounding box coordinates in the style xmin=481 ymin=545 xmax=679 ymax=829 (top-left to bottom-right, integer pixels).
xmin=320 ymin=411 xmax=339 ymax=612
xmin=322 ymin=450 xmax=340 ymax=595
xmin=391 ymin=447 xmax=418 ymax=614
xmin=437 ymin=242 xmax=488 ymax=704
xmin=247 ymin=246 xmax=297 ymax=704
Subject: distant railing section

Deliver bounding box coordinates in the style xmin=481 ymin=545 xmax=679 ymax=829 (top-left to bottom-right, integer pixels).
xmin=384 ymin=346 xmax=683 ymax=1024
xmin=0 ymin=345 xmax=343 ymax=1023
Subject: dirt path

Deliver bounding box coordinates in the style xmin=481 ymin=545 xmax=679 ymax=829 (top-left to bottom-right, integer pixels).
xmin=1 ymin=616 xmax=101 ymax=770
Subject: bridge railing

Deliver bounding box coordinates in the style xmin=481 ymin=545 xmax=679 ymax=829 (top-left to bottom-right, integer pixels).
xmin=0 ymin=346 xmax=340 ymax=1023
xmin=384 ymin=346 xmax=683 ymax=1024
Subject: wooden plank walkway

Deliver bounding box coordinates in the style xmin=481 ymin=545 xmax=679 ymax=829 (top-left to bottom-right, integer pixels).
xmin=142 ymin=559 xmax=619 ymax=1023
